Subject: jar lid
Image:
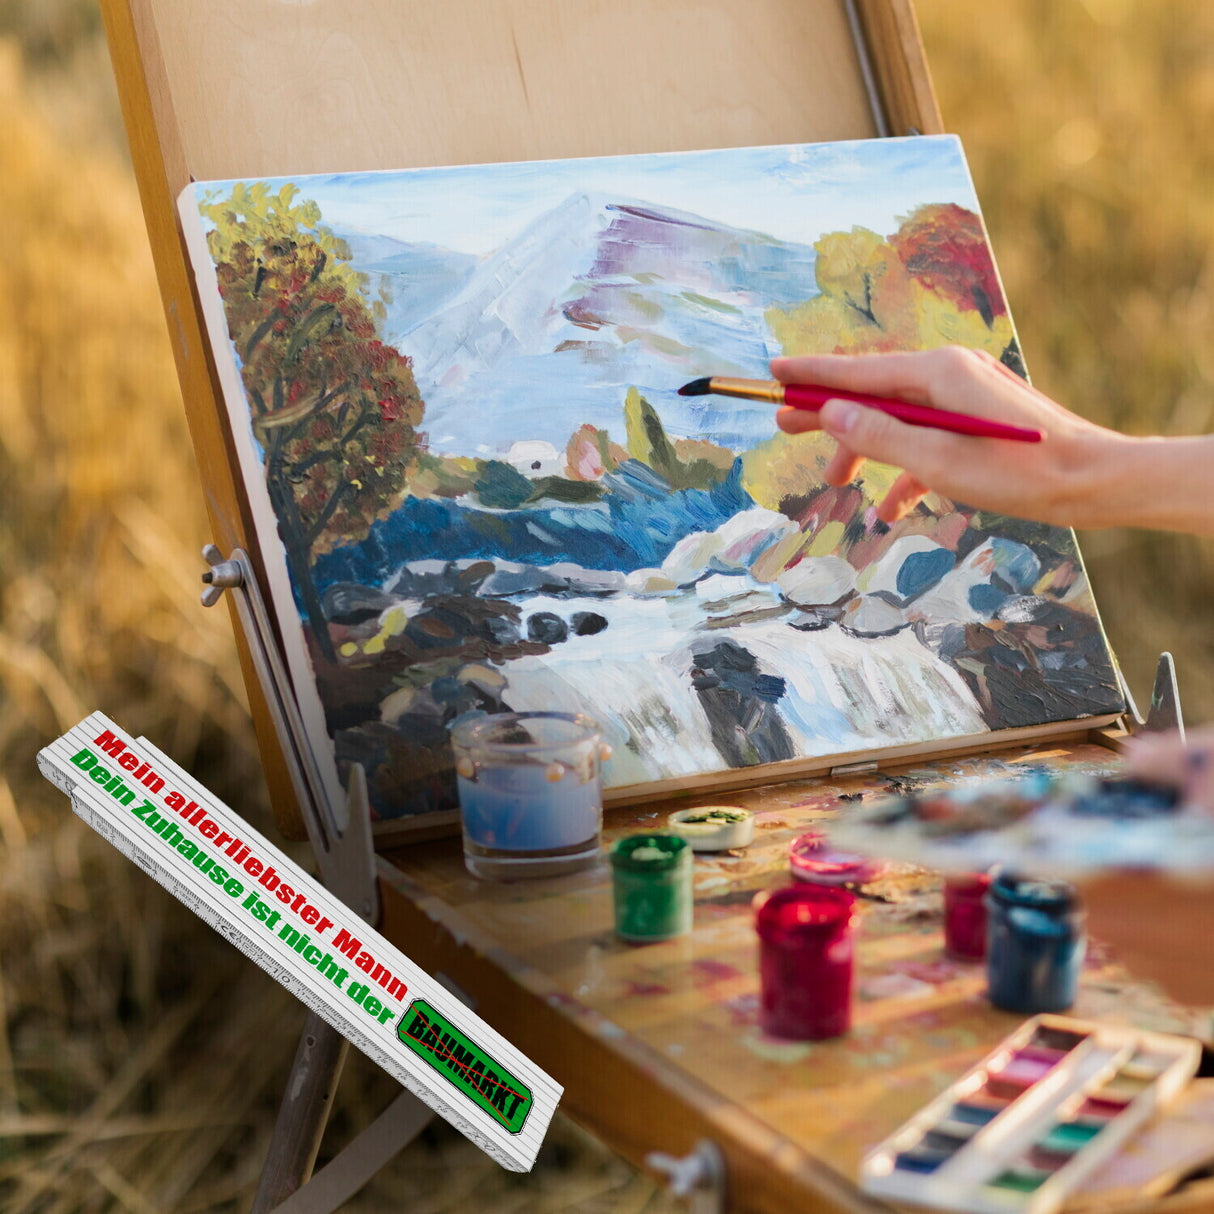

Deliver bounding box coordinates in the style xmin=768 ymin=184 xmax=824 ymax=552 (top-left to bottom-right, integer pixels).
xmin=789 ymin=830 xmax=884 ymax=886
xmin=989 ymin=870 xmax=1076 ymax=910
xmin=611 ymin=834 xmax=689 ymax=872
xmin=753 ymin=884 xmax=854 ymax=939
xmin=945 ymin=871 xmax=994 ymax=896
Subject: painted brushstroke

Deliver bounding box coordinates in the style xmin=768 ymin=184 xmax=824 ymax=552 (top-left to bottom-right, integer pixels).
xmin=182 ymin=137 xmax=1124 ymax=818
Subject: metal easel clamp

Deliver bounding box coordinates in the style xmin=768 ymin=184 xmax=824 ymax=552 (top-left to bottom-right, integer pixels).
xmin=201 ymin=545 xmax=379 ymax=924
xmin=646 ymin=1140 xmax=726 ymax=1214
xmin=1120 ymin=651 xmax=1185 ymax=740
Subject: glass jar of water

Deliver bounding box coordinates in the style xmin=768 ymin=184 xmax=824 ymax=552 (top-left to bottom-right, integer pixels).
xmin=450 ymin=712 xmax=605 ymax=880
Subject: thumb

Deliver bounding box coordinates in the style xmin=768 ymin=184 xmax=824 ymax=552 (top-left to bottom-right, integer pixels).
xmin=819 ymin=398 xmax=949 ymax=470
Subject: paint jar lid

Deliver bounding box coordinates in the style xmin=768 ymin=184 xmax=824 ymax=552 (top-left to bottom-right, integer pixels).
xmin=988 ymin=870 xmax=1077 ymax=911
xmin=611 ymin=834 xmax=690 ymax=873
xmin=789 ymin=830 xmax=885 ymax=885
xmin=667 ymin=805 xmax=755 ymax=851
xmin=944 ymin=871 xmax=994 ymax=897
xmin=754 ymin=884 xmax=854 ymax=941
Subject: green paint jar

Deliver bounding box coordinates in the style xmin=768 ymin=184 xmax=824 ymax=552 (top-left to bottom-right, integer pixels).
xmin=611 ymin=834 xmax=693 ymax=943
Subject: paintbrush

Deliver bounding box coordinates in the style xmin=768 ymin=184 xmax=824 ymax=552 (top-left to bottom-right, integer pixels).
xmin=677 ymin=376 xmax=1044 ymax=443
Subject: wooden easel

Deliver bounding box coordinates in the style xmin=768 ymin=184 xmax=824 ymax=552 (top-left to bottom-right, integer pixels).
xmin=98 ymin=3 xmax=1206 ymax=1212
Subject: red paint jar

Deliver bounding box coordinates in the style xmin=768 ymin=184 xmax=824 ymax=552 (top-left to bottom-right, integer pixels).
xmin=943 ymin=872 xmax=992 ymax=961
xmin=754 ymin=885 xmax=855 ymax=1040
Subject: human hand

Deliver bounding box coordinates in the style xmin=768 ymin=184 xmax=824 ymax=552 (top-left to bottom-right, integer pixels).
xmin=1122 ymin=725 xmax=1214 ymax=812
xmin=1075 ymin=726 xmax=1214 ymax=1005
xmin=771 ymin=347 xmax=1128 ymax=526
xmin=1080 ymin=870 xmax=1214 ymax=1005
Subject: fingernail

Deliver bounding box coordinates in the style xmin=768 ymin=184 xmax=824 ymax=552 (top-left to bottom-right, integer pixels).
xmin=823 ymin=399 xmax=859 ymax=433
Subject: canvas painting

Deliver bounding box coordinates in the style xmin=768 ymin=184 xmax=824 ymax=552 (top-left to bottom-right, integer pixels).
xmin=180 ymin=135 xmax=1124 ymax=822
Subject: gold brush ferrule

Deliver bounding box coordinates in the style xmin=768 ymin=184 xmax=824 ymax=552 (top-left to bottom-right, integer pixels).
xmin=707 ymin=377 xmax=786 ymax=404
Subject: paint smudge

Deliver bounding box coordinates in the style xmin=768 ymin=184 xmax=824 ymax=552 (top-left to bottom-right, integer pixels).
xmin=692 ymin=959 xmax=742 ymax=984
xmin=859 ymin=973 xmax=937 ymax=1001
xmin=743 ymin=1033 xmax=815 ymax=1064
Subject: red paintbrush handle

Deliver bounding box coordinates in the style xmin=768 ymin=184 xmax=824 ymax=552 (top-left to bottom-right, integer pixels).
xmin=782 ymin=383 xmax=1043 ymax=443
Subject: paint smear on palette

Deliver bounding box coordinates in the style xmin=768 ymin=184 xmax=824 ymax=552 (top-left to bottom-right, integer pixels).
xmin=829 ymin=770 xmax=1213 ymax=877
xmin=721 ymin=994 xmax=760 ymax=1027
xmin=180 ymin=136 xmax=1127 ymax=823
xmin=692 ymin=959 xmax=742 ymax=984
xmin=620 ymin=979 xmax=669 ymax=998
xmin=892 ymin=959 xmax=967 ymax=986
xmin=743 ymin=1033 xmax=815 ymax=1064
xmin=754 ymin=812 xmax=793 ymax=830
xmin=859 ymin=973 xmax=937 ymax=1001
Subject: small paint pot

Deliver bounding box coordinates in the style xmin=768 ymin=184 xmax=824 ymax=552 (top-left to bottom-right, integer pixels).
xmin=943 ymin=872 xmax=992 ymax=961
xmin=754 ymin=884 xmax=855 ymax=1040
xmin=611 ymin=835 xmax=693 ymax=943
xmin=986 ymin=871 xmax=1085 ymax=1014
xmin=667 ymin=805 xmax=754 ymax=851
xmin=789 ymin=830 xmax=884 ymax=886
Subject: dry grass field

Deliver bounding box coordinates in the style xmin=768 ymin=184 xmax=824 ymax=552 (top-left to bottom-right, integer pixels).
xmin=0 ymin=0 xmax=1210 ymax=1209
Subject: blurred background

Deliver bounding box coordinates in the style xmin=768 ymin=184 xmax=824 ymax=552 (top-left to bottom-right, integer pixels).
xmin=0 ymin=0 xmax=1211 ymax=1209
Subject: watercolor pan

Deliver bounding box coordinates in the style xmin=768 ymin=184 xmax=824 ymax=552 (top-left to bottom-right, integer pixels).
xmin=861 ymin=1014 xmax=1201 ymax=1214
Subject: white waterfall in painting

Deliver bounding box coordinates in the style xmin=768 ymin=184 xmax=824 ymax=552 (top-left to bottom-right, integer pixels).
xmin=494 ymin=590 xmax=986 ymax=787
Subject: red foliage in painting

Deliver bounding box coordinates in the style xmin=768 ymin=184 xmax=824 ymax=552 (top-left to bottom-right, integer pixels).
xmin=892 ymin=203 xmax=1007 ymax=327
xmin=202 ymin=185 xmax=426 ymax=661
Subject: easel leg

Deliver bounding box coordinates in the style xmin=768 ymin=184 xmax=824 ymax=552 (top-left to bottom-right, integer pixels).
xmin=251 ymin=1013 xmax=348 ymax=1214
xmin=264 ymin=1087 xmax=434 ymax=1214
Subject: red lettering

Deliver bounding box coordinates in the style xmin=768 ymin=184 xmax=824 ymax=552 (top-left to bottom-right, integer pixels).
xmin=93 ymin=729 xmax=126 ymax=759
xmin=332 ymin=928 xmax=362 ymax=960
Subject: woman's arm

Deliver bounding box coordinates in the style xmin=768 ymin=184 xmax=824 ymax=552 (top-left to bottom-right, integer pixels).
xmin=773 ymin=347 xmax=1214 ymax=533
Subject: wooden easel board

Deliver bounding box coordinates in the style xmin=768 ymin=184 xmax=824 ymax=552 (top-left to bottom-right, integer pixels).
xmin=102 ymin=0 xmax=948 ymax=841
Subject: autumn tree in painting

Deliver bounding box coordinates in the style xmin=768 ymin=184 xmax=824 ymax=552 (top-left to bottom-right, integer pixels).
xmin=891 ymin=203 xmax=1006 ymax=328
xmin=200 ymin=183 xmax=425 ymax=663
xmin=768 ymin=203 xmax=1021 ymax=371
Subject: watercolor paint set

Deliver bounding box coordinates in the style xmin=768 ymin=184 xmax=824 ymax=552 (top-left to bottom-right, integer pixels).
xmin=827 ymin=770 xmax=1214 ymax=876
xmin=861 ymin=1015 xmax=1201 ymax=1213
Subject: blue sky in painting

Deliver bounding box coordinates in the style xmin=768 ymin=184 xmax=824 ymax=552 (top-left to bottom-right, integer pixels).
xmin=191 ymin=135 xmax=987 ymax=453
xmin=197 ymin=135 xmax=978 ymax=255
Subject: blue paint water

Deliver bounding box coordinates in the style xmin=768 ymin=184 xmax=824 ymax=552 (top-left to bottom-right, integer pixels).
xmin=458 ymin=762 xmax=602 ymax=872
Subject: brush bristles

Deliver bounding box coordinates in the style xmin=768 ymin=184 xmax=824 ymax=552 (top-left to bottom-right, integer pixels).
xmin=677 ymin=377 xmax=713 ymax=397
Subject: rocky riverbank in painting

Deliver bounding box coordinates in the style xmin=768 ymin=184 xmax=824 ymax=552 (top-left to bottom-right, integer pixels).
xmin=309 ymin=465 xmax=1123 ymax=817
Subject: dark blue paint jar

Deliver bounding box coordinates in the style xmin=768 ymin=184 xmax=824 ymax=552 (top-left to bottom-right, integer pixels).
xmin=986 ymin=871 xmax=1085 ymax=1013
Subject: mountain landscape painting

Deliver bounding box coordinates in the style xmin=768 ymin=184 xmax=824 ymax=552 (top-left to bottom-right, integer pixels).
xmin=180 ymin=136 xmax=1124 ymax=823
